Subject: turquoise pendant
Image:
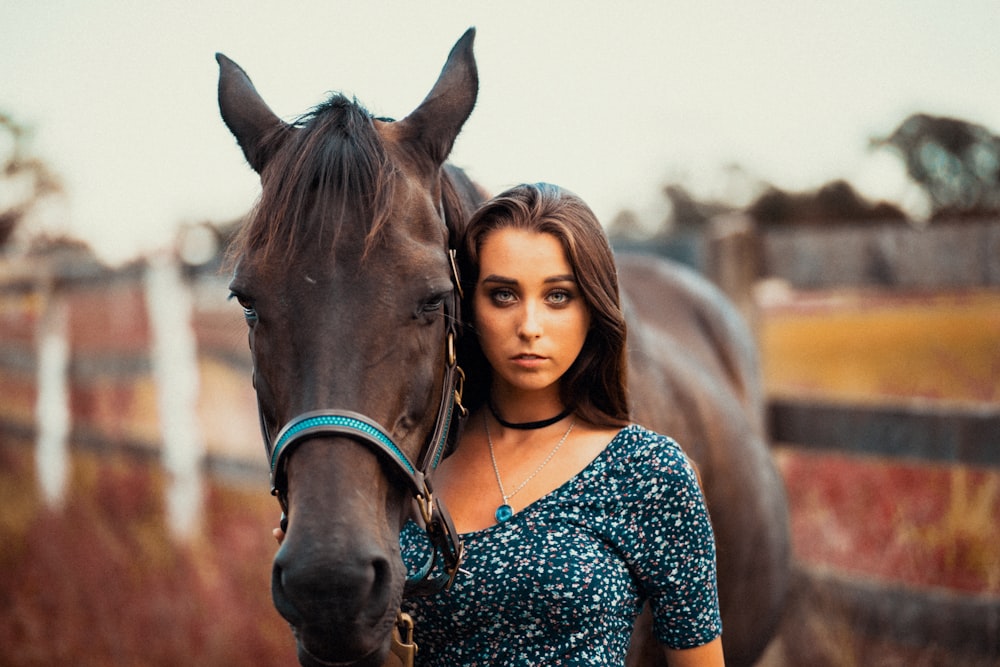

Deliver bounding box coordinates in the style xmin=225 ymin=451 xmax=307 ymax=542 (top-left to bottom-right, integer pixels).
xmin=495 ymin=504 xmax=513 ymax=523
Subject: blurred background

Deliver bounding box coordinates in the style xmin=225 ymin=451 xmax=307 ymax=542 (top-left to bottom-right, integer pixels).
xmin=1 ymin=2 xmax=998 ymax=665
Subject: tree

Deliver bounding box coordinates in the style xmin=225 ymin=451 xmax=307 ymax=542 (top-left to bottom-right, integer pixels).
xmin=872 ymin=113 xmax=1000 ymax=218
xmin=0 ymin=111 xmax=65 ymax=249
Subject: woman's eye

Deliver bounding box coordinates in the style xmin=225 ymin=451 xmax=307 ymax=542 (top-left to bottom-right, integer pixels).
xmin=547 ymin=290 xmax=573 ymax=306
xmin=490 ymin=288 xmax=516 ymax=304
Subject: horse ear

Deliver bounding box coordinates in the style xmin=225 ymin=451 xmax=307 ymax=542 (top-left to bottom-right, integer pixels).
xmin=216 ymin=53 xmax=289 ymax=173
xmin=395 ymin=28 xmax=479 ymax=168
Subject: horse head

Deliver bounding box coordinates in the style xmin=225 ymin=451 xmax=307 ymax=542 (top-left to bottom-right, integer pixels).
xmin=217 ymin=30 xmax=478 ymax=667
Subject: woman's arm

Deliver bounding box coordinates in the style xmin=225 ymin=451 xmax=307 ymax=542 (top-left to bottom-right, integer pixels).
xmin=664 ymin=636 xmax=725 ymax=666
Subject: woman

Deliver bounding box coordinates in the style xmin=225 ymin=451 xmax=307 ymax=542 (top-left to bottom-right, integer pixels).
xmin=398 ymin=183 xmax=724 ymax=665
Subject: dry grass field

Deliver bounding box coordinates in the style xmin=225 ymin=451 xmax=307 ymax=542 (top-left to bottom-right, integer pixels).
xmin=758 ymin=288 xmax=1000 ymax=406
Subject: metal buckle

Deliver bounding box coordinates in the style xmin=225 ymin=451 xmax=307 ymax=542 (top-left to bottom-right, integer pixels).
xmin=414 ymin=484 xmax=465 ymax=591
xmin=415 ymin=489 xmax=435 ymax=527
xmin=389 ymin=612 xmax=417 ymax=667
xmin=453 ymin=365 xmax=467 ymax=418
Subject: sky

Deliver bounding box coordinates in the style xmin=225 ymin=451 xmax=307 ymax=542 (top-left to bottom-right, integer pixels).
xmin=2 ymin=1 xmax=999 ymax=263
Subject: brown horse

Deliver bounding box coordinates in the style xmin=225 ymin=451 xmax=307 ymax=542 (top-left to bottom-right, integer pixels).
xmin=217 ymin=29 xmax=788 ymax=667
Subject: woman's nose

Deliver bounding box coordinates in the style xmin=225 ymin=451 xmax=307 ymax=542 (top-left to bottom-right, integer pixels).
xmin=517 ymin=301 xmax=543 ymax=339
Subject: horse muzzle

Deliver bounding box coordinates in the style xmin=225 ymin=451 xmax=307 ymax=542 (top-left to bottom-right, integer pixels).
xmin=273 ymin=536 xmax=402 ymax=666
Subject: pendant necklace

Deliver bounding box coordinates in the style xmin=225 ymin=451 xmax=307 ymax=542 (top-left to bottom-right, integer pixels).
xmin=484 ymin=411 xmax=576 ymax=524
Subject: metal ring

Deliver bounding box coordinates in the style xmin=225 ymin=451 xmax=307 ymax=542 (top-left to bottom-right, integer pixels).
xmin=447 ymin=331 xmax=456 ymax=367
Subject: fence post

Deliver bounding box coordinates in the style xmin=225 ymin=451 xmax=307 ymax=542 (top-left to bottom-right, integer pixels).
xmin=145 ymin=252 xmax=205 ymax=540
xmin=35 ymin=274 xmax=71 ymax=508
xmin=706 ymin=213 xmax=760 ymax=332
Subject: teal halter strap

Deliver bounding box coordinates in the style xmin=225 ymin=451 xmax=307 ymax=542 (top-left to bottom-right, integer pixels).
xmin=269 ymin=411 xmax=420 ymax=491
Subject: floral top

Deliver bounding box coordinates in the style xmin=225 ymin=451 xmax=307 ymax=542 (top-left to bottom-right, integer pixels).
xmin=400 ymin=424 xmax=721 ymax=666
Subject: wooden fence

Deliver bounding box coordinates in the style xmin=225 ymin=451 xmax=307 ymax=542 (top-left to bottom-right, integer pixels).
xmin=704 ymin=215 xmax=1000 ymax=663
xmin=768 ymin=398 xmax=1000 ymax=469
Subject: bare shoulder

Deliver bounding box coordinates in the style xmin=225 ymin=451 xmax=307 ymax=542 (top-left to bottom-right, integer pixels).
xmin=570 ymin=421 xmax=628 ymax=459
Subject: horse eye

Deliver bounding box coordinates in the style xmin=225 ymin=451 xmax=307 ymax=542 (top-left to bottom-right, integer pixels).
xmin=419 ymin=291 xmax=449 ymax=319
xmin=229 ymin=291 xmax=258 ymax=324
xmin=422 ymin=296 xmax=445 ymax=313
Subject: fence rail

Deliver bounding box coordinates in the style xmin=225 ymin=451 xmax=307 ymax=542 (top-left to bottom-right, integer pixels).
xmin=768 ymin=398 xmax=1000 ymax=468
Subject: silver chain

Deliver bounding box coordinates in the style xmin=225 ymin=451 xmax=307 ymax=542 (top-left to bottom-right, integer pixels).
xmin=484 ymin=411 xmax=576 ymax=505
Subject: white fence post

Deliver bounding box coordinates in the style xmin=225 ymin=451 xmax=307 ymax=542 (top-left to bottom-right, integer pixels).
xmin=35 ymin=285 xmax=70 ymax=507
xmin=145 ymin=253 xmax=205 ymax=540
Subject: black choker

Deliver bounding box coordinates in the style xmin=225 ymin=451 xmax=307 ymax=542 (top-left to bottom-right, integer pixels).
xmin=488 ymin=402 xmax=574 ymax=430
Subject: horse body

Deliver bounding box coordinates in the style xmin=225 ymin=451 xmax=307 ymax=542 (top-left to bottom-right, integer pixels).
xmin=618 ymin=255 xmax=789 ymax=666
xmin=217 ymin=29 xmax=787 ymax=667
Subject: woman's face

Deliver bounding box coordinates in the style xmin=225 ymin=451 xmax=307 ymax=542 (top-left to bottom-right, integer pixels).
xmin=472 ymin=228 xmax=590 ymax=401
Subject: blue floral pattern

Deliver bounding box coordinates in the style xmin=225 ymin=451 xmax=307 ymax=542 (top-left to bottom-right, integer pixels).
xmin=400 ymin=424 xmax=721 ymax=665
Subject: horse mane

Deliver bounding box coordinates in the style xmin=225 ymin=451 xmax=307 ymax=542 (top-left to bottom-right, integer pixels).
xmin=440 ymin=163 xmax=485 ymax=242
xmin=227 ymin=94 xmax=397 ymax=265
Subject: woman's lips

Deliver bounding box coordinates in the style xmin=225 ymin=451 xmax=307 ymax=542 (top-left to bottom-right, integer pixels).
xmin=511 ymin=353 xmax=546 ymax=368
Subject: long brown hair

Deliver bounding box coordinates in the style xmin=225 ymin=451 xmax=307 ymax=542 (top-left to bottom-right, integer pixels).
xmin=458 ymin=183 xmax=630 ymax=427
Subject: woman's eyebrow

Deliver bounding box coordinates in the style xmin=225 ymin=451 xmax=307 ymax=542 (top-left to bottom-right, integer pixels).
xmin=480 ymin=274 xmax=517 ymax=285
xmin=480 ymin=274 xmax=577 ymax=284
xmin=544 ymin=274 xmax=576 ymax=284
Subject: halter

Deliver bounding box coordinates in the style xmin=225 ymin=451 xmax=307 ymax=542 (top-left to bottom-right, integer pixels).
xmin=256 ymin=248 xmax=468 ymax=596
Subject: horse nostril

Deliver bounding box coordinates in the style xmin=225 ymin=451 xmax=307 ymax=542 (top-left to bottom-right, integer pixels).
xmin=368 ymin=555 xmax=393 ymax=615
xmin=271 ymin=560 xmax=306 ymax=627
